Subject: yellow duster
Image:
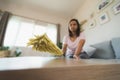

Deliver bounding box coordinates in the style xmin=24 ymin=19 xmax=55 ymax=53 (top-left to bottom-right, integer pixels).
xmin=27 ymin=34 xmax=63 ymax=56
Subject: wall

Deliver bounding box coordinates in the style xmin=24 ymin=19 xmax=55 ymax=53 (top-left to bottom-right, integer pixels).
xmin=0 ymin=1 xmax=69 ymax=42
xmin=0 ymin=1 xmax=70 ymax=56
xmin=74 ymin=0 xmax=120 ymax=45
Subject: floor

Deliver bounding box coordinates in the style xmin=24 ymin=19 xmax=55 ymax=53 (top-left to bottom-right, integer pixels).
xmin=0 ymin=57 xmax=120 ymax=80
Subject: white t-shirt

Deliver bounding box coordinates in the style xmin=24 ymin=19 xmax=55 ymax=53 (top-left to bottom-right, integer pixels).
xmin=63 ymin=32 xmax=85 ymax=56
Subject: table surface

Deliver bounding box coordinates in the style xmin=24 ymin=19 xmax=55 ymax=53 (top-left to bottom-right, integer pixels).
xmin=0 ymin=57 xmax=120 ymax=71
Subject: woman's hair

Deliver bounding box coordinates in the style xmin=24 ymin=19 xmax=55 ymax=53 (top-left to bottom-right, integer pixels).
xmin=68 ymin=19 xmax=81 ymax=37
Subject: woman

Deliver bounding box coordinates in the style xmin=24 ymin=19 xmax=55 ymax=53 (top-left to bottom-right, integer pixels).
xmin=62 ymin=19 xmax=89 ymax=60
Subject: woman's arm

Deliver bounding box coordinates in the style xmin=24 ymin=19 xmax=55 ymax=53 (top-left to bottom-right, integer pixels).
xmin=62 ymin=44 xmax=67 ymax=56
xmin=73 ymin=39 xmax=85 ymax=59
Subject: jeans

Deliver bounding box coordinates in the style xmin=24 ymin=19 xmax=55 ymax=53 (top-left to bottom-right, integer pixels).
xmin=65 ymin=51 xmax=89 ymax=59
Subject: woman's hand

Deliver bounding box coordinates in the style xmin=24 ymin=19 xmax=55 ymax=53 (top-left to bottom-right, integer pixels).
xmin=73 ymin=54 xmax=80 ymax=60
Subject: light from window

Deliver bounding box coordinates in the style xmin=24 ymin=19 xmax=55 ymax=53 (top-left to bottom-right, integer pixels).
xmin=4 ymin=16 xmax=58 ymax=47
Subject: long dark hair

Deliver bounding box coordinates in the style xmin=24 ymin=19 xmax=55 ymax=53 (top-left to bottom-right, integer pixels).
xmin=68 ymin=19 xmax=81 ymax=37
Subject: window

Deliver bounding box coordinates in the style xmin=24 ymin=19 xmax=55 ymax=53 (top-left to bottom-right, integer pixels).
xmin=4 ymin=16 xmax=58 ymax=47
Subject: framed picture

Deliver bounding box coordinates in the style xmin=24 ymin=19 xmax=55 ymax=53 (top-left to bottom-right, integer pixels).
xmin=88 ymin=19 xmax=96 ymax=29
xmin=97 ymin=0 xmax=114 ymax=12
xmin=112 ymin=2 xmax=120 ymax=15
xmin=98 ymin=12 xmax=110 ymax=24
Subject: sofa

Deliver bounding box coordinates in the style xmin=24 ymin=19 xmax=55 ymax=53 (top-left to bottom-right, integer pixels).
xmin=90 ymin=37 xmax=120 ymax=59
xmin=8 ymin=37 xmax=120 ymax=59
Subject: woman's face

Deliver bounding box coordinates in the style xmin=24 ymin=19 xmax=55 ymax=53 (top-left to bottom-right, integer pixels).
xmin=69 ymin=21 xmax=78 ymax=32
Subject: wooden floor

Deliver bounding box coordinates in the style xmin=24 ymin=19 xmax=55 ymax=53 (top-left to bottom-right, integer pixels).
xmin=0 ymin=57 xmax=120 ymax=80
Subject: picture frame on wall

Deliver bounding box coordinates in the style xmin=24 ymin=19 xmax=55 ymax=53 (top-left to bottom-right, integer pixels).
xmin=97 ymin=0 xmax=114 ymax=12
xmin=88 ymin=19 xmax=96 ymax=29
xmin=112 ymin=2 xmax=120 ymax=15
xmin=98 ymin=12 xmax=110 ymax=24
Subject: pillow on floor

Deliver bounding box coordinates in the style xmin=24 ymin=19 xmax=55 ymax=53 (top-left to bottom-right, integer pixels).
xmin=111 ymin=37 xmax=120 ymax=59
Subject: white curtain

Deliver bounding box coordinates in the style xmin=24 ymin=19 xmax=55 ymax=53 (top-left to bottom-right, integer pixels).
xmin=4 ymin=16 xmax=58 ymax=47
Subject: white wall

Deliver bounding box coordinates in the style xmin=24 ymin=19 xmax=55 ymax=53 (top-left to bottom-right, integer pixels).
xmin=0 ymin=1 xmax=69 ymax=42
xmin=0 ymin=0 xmax=69 ymax=56
xmin=0 ymin=1 xmax=69 ymax=56
xmin=74 ymin=0 xmax=120 ymax=45
xmin=1 ymin=0 xmax=120 ymax=44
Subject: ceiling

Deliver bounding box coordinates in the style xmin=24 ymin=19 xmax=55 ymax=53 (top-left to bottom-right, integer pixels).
xmin=0 ymin=0 xmax=86 ymax=18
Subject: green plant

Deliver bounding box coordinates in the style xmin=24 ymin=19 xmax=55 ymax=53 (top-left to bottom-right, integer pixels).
xmin=14 ymin=48 xmax=22 ymax=57
xmin=57 ymin=42 xmax=62 ymax=49
xmin=0 ymin=46 xmax=9 ymax=51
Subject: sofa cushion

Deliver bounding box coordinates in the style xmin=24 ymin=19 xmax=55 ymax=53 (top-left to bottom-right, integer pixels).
xmin=83 ymin=46 xmax=97 ymax=57
xmin=91 ymin=41 xmax=115 ymax=59
xmin=111 ymin=37 xmax=120 ymax=59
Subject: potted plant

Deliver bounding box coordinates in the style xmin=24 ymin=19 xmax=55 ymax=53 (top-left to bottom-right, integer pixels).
xmin=14 ymin=47 xmax=22 ymax=57
xmin=0 ymin=46 xmax=10 ymax=57
xmin=57 ymin=42 xmax=62 ymax=49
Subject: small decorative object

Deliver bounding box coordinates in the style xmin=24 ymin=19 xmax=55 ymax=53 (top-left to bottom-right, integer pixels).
xmin=81 ymin=27 xmax=85 ymax=32
xmin=0 ymin=46 xmax=10 ymax=58
xmin=112 ymin=2 xmax=120 ymax=14
xmin=97 ymin=0 xmax=113 ymax=12
xmin=98 ymin=12 xmax=110 ymax=24
xmin=27 ymin=34 xmax=63 ymax=56
xmin=90 ymin=12 xmax=95 ymax=19
xmin=80 ymin=20 xmax=87 ymax=26
xmin=88 ymin=19 xmax=96 ymax=29
xmin=14 ymin=48 xmax=22 ymax=57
